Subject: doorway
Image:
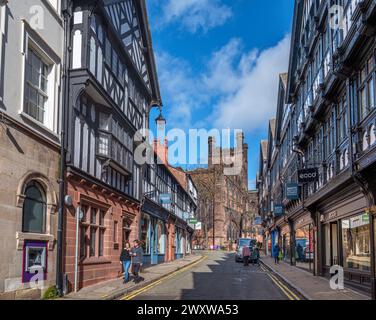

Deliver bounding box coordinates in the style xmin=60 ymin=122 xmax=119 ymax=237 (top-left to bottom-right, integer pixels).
xmin=324 ymin=222 xmax=339 ymax=268
xmin=122 ymin=219 xmax=132 ymax=249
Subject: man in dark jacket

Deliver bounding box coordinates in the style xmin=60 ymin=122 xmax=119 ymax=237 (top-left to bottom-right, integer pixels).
xmin=131 ymin=240 xmax=144 ymax=283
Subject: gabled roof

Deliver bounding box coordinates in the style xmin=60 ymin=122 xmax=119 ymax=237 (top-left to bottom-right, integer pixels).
xmin=101 ymin=0 xmax=162 ymax=106
xmin=269 ymin=119 xmax=276 ymax=140
xmin=261 ymin=140 xmax=268 ymax=161
xmin=275 ymin=73 xmax=288 ymax=144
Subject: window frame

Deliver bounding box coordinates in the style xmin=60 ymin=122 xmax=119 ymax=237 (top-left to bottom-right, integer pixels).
xmin=22 ymin=181 xmax=47 ymax=234
xmin=21 ymin=25 xmax=61 ymax=133
xmin=358 ymin=54 xmax=376 ymax=120
xmin=80 ymin=204 xmax=107 ymax=261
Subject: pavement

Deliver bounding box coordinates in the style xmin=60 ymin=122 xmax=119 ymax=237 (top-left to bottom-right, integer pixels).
xmin=60 ymin=254 xmax=204 ymax=300
xmin=260 ymin=253 xmax=370 ymax=300
xmin=124 ymin=251 xmax=297 ymax=300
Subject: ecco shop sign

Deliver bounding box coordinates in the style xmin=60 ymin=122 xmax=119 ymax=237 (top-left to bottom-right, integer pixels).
xmin=298 ymin=168 xmax=319 ymax=183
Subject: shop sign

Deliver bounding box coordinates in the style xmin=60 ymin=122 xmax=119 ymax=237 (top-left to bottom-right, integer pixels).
xmin=362 ymin=213 xmax=369 ymax=223
xmin=274 ymin=205 xmax=284 ymax=217
xmin=194 ymin=222 xmax=202 ymax=230
xmin=188 ymin=218 xmax=198 ymax=225
xmin=286 ymin=183 xmax=300 ymax=200
xmin=159 ymin=194 xmax=171 ymax=204
xmin=253 ymin=216 xmax=262 ymax=226
xmin=298 ymin=168 xmax=319 ymax=183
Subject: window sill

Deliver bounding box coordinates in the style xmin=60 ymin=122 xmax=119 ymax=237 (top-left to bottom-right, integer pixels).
xmin=80 ymin=257 xmax=112 ymax=266
xmin=16 ymin=231 xmax=55 ymax=251
xmin=19 ymin=111 xmax=60 ymax=141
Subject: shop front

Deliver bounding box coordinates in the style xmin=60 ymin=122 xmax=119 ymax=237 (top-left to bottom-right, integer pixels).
xmin=319 ymin=187 xmax=371 ymax=292
xmin=281 ymin=224 xmax=292 ymax=264
xmin=140 ymin=199 xmax=169 ymax=266
xmin=270 ymin=228 xmax=279 ymax=258
xmin=294 ymin=214 xmax=315 ymax=273
xmin=175 ymin=226 xmax=184 ymax=260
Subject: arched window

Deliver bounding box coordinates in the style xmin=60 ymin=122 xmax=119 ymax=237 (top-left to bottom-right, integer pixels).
xmin=22 ymin=181 xmax=46 ymax=234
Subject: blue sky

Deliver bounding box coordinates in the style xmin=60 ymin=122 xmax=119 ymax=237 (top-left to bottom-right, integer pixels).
xmin=146 ymin=0 xmax=295 ymax=189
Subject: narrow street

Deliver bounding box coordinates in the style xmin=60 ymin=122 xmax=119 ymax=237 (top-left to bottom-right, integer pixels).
xmin=120 ymin=251 xmax=299 ymax=300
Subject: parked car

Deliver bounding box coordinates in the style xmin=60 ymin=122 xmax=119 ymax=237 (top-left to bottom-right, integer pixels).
xmin=235 ymin=238 xmax=257 ymax=263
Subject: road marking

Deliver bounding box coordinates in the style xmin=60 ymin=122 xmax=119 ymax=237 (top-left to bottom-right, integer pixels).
xmin=120 ymin=256 xmax=207 ymax=300
xmin=260 ymin=265 xmax=300 ymax=300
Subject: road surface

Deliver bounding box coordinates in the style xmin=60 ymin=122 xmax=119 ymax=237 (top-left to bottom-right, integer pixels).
xmin=120 ymin=251 xmax=300 ymax=300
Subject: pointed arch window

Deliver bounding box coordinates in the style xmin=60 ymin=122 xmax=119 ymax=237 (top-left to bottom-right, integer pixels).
xmin=22 ymin=181 xmax=46 ymax=234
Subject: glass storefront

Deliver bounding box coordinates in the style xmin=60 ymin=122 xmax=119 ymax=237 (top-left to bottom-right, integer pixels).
xmin=295 ymin=224 xmax=314 ymax=272
xmin=341 ymin=213 xmax=371 ymax=272
xmin=140 ymin=214 xmax=150 ymax=254
xmin=282 ymin=233 xmax=291 ymax=262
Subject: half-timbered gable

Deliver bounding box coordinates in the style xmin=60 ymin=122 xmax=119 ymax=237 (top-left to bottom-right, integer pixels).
xmin=104 ymin=0 xmax=151 ymax=90
xmin=66 ymin=0 xmax=162 ymax=202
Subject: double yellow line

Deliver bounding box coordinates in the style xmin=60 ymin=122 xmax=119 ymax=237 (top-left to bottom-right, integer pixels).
xmin=120 ymin=256 xmax=207 ymax=300
xmin=260 ymin=265 xmax=300 ymax=300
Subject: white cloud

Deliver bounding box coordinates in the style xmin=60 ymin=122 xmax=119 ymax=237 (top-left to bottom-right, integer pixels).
xmin=155 ymin=34 xmax=291 ymax=133
xmin=155 ymin=51 xmax=208 ymax=129
xmin=158 ymin=0 xmax=232 ymax=33
xmin=211 ymin=35 xmax=291 ymax=131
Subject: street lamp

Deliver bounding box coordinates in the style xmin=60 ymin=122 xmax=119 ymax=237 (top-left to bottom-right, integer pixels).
xmin=155 ymin=107 xmax=166 ymax=127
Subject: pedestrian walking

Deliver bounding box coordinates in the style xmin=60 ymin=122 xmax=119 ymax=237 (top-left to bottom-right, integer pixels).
xmin=131 ymin=240 xmax=144 ymax=283
xmin=242 ymin=246 xmax=251 ymax=266
xmin=120 ymin=242 xmax=132 ymax=283
xmin=273 ymin=243 xmax=281 ymax=264
xmin=252 ymin=247 xmax=260 ymax=266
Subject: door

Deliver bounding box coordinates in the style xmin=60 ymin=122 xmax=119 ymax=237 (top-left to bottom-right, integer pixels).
xmin=331 ymin=222 xmax=338 ymax=265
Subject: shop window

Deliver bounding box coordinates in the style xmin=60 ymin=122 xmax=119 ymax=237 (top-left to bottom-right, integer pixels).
xmin=22 ymin=181 xmax=47 ymax=234
xmin=140 ymin=214 xmax=150 ymax=254
xmin=156 ymin=222 xmax=165 ymax=254
xmin=341 ymin=213 xmax=371 ymax=271
xmin=295 ymin=224 xmax=314 ymax=272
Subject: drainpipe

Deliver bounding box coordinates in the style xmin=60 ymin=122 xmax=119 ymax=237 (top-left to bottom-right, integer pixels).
xmin=56 ymin=0 xmax=72 ymax=296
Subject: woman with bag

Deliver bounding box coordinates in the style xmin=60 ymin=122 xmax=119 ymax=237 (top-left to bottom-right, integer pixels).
xmin=120 ymin=242 xmax=132 ymax=283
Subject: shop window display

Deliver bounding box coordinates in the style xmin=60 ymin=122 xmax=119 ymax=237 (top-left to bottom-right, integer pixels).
xmin=341 ymin=213 xmax=371 ymax=272
xmin=295 ymin=224 xmax=314 ymax=272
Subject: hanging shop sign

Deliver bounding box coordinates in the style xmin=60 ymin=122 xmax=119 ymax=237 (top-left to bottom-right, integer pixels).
xmin=253 ymin=216 xmax=262 ymax=226
xmin=298 ymin=168 xmax=319 ymax=183
xmin=188 ymin=218 xmax=198 ymax=225
xmin=195 ymin=222 xmax=202 ymax=230
xmin=274 ymin=205 xmax=284 ymax=217
xmin=159 ymin=194 xmax=172 ymax=204
xmin=286 ymin=183 xmax=300 ymax=200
